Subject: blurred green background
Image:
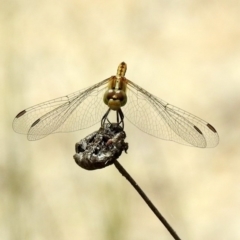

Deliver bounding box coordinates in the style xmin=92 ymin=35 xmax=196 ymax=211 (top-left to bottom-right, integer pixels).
xmin=1 ymin=0 xmax=240 ymax=239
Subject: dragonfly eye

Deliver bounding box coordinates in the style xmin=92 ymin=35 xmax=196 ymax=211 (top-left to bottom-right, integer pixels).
xmin=103 ymin=89 xmax=114 ymax=100
xmin=115 ymin=90 xmax=125 ymax=101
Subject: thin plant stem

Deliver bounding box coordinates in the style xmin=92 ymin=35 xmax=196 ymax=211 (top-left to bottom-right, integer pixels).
xmin=114 ymin=160 xmax=182 ymax=240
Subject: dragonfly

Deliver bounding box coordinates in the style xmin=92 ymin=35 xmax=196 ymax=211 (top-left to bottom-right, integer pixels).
xmin=13 ymin=62 xmax=219 ymax=148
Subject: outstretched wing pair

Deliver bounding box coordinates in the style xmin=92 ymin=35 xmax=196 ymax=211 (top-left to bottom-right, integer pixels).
xmin=13 ymin=77 xmax=219 ymax=147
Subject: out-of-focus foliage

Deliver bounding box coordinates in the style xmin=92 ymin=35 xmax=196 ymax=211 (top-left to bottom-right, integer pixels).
xmin=1 ymin=0 xmax=240 ymax=239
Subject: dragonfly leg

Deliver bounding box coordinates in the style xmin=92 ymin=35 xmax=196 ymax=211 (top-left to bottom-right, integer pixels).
xmin=117 ymin=109 xmax=124 ymax=129
xmin=101 ymin=108 xmax=111 ymax=127
xmin=101 ymin=108 xmax=125 ymax=129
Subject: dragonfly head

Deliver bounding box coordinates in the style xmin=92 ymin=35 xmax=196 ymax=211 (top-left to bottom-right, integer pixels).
xmin=103 ymin=76 xmax=127 ymax=110
xmin=103 ymin=89 xmax=127 ymax=110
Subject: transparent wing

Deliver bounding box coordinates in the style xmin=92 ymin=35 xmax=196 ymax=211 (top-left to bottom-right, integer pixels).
xmin=13 ymin=78 xmax=109 ymax=140
xmin=124 ymin=80 xmax=219 ymax=148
